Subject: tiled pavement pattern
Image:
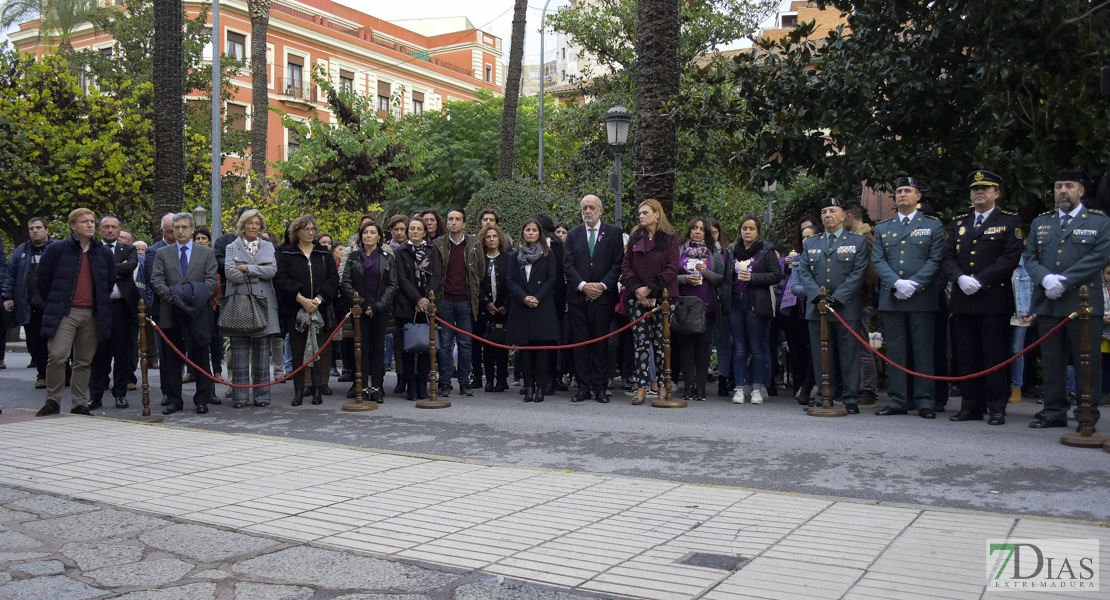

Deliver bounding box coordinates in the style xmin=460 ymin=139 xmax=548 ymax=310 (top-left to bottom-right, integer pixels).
xmin=1 ymin=414 xmax=1107 ymax=600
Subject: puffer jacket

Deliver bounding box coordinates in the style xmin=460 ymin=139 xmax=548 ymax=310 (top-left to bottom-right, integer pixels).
xmin=2 ymin=239 xmax=53 ymax=325
xmin=36 ymin=234 xmax=114 ymax=340
xmin=341 ymin=245 xmax=399 ymax=317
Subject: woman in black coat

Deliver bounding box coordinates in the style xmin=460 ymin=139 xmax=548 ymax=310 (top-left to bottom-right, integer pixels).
xmin=506 ymin=218 xmax=558 ymax=403
xmin=274 ymin=216 xmax=340 ymax=407
xmin=394 ymin=217 xmax=442 ymax=400
xmin=476 ymin=224 xmax=510 ymax=392
xmin=341 ymin=221 xmax=398 ymax=404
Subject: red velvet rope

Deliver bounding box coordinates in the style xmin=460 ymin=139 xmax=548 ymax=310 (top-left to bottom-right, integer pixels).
xmin=434 ymin=306 xmax=661 ymax=351
xmin=828 ymin=307 xmax=1074 ymax=382
xmin=148 ymin=314 xmax=349 ymax=388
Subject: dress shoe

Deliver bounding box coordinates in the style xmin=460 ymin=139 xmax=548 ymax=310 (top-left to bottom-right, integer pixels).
xmin=162 ymin=404 xmax=184 ymax=415
xmin=35 ymin=401 xmax=60 ymax=417
xmin=338 ymin=371 xmax=354 ymax=382
xmin=595 ymin=389 xmax=610 ymax=403
xmin=461 ymin=384 xmax=474 ymax=397
xmin=233 ymin=401 xmax=244 ymax=409
xmin=208 ymin=397 xmax=221 ymax=405
xmin=485 ymin=382 xmax=495 ymax=393
xmin=182 ymin=373 xmax=195 ymax=383
xmin=523 ymin=386 xmax=534 ymax=403
xmin=988 ymin=412 xmax=1005 ymax=425
xmin=859 ymin=390 xmax=878 ymax=405
xmin=347 ymin=384 xmax=357 ymax=399
xmin=534 ymin=387 xmax=545 ymax=403
xmin=1033 ymin=409 xmax=1045 ymax=419
xmin=1028 ymin=417 xmax=1067 ymax=429
xmin=843 ymin=403 xmax=860 ymax=414
xmin=292 ymin=390 xmax=304 ymax=406
xmin=114 ymin=397 xmax=129 ymax=409
xmin=254 ymin=400 xmax=269 ymax=407
xmin=949 ymin=411 xmax=983 ymax=422
xmin=224 ymin=387 xmax=234 ymax=398
xmin=554 ymin=378 xmax=569 ymax=392
xmin=70 ymin=405 xmax=91 ymax=415
xmin=35 ymin=378 xmax=47 ymax=389
xmin=918 ymin=408 xmax=936 ymax=419
xmin=934 ymin=405 xmax=946 ymax=413
xmin=160 ymin=398 xmax=172 ymax=406
xmin=544 ymin=381 xmax=555 ymax=396
xmin=572 ymin=391 xmax=589 ymax=402
xmin=370 ymin=388 xmax=384 ymax=404
xmin=496 ymin=379 xmax=509 ymax=392
xmin=195 ymin=404 xmax=208 ymax=414
xmin=331 ymin=367 xmax=341 ymax=377
xmin=127 ymin=383 xmax=137 ymax=391
xmin=320 ymin=385 xmax=333 ymax=396
xmin=394 ymin=380 xmax=407 ymax=394
xmin=311 ymin=388 xmax=324 ymax=405
xmin=85 ymin=398 xmax=103 ymax=411
xmin=874 ymin=406 xmax=907 ymax=416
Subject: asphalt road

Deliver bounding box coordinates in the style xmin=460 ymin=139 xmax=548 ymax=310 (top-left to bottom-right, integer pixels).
xmin=2 ymin=352 xmax=1108 ymax=522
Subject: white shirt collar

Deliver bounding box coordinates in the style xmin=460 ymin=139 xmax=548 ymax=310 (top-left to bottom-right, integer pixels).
xmin=1058 ymin=205 xmax=1082 ymax=219
xmin=898 ymin=210 xmax=917 ymax=223
xmin=974 ymin=207 xmax=994 ymax=221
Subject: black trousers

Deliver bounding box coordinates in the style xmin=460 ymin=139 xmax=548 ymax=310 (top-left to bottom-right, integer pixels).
xmin=358 ymin=311 xmax=390 ymax=391
xmin=950 ymin=313 xmax=1010 ymax=415
xmin=675 ymin=314 xmax=715 ymax=390
xmin=89 ymin=299 xmax=136 ymax=400
xmin=159 ymin=326 xmax=212 ymax=408
xmin=476 ymin=314 xmax=508 ymax=384
xmin=397 ymin=317 xmax=430 ymax=377
xmin=783 ymin=309 xmax=813 ymax=394
xmin=1039 ymin=315 xmax=1102 ymax=424
xmin=24 ymin=308 xmax=47 ymax=380
xmin=288 ymin=316 xmax=327 ymax=392
xmin=519 ymin=342 xmax=552 ymax=389
xmin=570 ymin=301 xmax=615 ymax=391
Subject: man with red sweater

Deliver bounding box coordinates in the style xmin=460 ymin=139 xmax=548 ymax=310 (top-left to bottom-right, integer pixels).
xmin=34 ymin=208 xmax=115 ymax=416
xmin=433 ymin=209 xmax=479 ymax=397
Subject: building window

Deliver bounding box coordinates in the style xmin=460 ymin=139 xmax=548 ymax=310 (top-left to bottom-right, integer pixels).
xmin=484 ymin=64 xmax=492 ymax=82
xmin=377 ymin=81 xmax=391 ymax=116
xmin=226 ymin=32 xmax=245 ymax=61
xmin=100 ymin=47 xmax=113 ymax=59
xmin=412 ymin=91 xmax=424 ymax=114
xmin=339 ymin=69 xmax=354 ymax=93
xmin=781 ymin=14 xmax=798 ymax=28
xmin=286 ymin=54 xmax=304 ymax=92
xmin=226 ymin=103 xmax=247 ymax=131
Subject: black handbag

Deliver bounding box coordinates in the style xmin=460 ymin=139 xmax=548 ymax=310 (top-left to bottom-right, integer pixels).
xmin=402 ymin=312 xmax=431 ymax=353
xmin=218 ymin=278 xmax=268 ymax=335
xmin=483 ymin=319 xmax=506 ymax=345
xmin=670 ymin=295 xmax=707 ymax=335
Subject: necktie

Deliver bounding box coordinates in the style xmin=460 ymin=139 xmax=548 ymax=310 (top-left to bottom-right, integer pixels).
xmin=974 ymin=214 xmax=984 ymax=231
xmin=179 ymin=246 xmax=189 ymax=276
xmin=900 ymin=216 xmax=908 ymax=227
xmin=826 ymin=233 xmax=834 ymax=249
xmin=587 ymin=227 xmax=596 ymax=256
xmin=1061 ymin=214 xmax=1072 ymax=229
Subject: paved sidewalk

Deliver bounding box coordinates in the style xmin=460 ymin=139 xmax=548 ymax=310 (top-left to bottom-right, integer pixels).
xmin=1 ymin=411 xmax=1107 ymax=600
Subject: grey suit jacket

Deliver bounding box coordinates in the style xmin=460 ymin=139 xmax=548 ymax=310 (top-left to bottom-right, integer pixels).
xmin=150 ymin=242 xmax=219 ymax=329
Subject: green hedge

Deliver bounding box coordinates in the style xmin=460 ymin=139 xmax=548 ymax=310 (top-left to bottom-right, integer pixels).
xmin=466 ymin=180 xmax=569 ymax=243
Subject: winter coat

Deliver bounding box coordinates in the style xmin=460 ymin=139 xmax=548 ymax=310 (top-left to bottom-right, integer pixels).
xmin=36 ymin=234 xmax=114 ymax=340
xmin=223 ymin=237 xmax=281 ymax=337
xmin=621 ymin=229 xmax=680 ymax=300
xmin=274 ymin=242 xmax=340 ymax=327
xmin=505 ymin=249 xmax=559 ymax=344
xmin=341 ymin=245 xmax=399 ymax=317
xmin=720 ymin=241 xmax=783 ymax=319
xmin=2 ymin=239 xmax=53 ymax=325
xmin=394 ymin=242 xmax=442 ymax=321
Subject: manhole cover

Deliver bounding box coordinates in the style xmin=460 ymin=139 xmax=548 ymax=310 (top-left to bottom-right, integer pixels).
xmin=676 ymin=552 xmax=748 ymax=571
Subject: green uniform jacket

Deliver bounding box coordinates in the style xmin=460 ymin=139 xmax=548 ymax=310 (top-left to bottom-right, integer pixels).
xmin=795 ymin=229 xmax=870 ymax=321
xmin=1023 ymin=207 xmax=1110 ymax=317
xmin=873 ymin=213 xmax=946 ymax=312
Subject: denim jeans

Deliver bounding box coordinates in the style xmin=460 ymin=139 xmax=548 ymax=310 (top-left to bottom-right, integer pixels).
xmin=385 ymin=333 xmax=394 ymax=366
xmin=436 ymin=299 xmax=473 ymax=385
xmin=730 ymin=293 xmax=771 ymax=389
xmin=1010 ymin=325 xmax=1027 ymax=389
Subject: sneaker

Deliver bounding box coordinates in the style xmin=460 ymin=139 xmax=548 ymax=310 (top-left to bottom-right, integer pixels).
xmin=512 ymin=378 xmax=522 ymax=387
xmin=731 ymin=389 xmax=745 ymax=404
xmin=750 ymin=388 xmax=765 ymax=405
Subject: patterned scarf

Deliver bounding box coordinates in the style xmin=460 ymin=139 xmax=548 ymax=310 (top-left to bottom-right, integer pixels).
xmin=295 ymin=308 xmax=325 ymax=365
xmin=517 ymin=242 xmax=544 ymax=266
xmin=685 ymin=240 xmax=709 ymax=260
xmin=410 ymin=240 xmax=429 ymax=289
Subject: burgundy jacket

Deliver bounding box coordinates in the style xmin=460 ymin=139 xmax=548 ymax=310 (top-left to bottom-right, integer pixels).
xmin=621 ymin=229 xmax=680 ymax=300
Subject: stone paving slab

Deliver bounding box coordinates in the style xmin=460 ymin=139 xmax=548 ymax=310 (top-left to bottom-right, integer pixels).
xmin=0 ymin=414 xmax=1108 ymax=599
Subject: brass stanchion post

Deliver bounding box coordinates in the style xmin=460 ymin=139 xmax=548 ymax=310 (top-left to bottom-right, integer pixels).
xmin=133 ymin=300 xmax=163 ymax=423
xmin=652 ymin=289 xmax=685 ymax=408
xmin=343 ymin=293 xmax=375 ymax=412
xmin=1061 ymin=286 xmax=1108 ymax=447
xmin=417 ymin=292 xmax=450 ymax=409
xmin=808 ymin=287 xmax=846 ymax=417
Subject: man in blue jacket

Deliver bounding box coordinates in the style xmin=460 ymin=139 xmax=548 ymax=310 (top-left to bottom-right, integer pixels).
xmin=2 ymin=218 xmax=53 ymax=389
xmin=34 ymin=208 xmax=115 ymax=417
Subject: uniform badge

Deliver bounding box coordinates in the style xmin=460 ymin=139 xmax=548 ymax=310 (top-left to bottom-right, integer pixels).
xmin=1016 ymin=228 xmax=1023 ymax=240
xmin=984 ymin=226 xmax=1005 ymax=235
xmin=836 ymin=246 xmax=857 ymax=254
xmin=958 ymin=226 xmax=966 ymax=236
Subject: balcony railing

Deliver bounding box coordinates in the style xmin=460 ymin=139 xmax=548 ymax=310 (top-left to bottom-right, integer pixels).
xmin=275 ymin=77 xmax=317 ymax=104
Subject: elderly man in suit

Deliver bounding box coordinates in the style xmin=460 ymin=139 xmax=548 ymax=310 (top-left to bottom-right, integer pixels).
xmin=941 ymin=170 xmax=1024 ymax=425
xmin=564 ymin=194 xmax=624 ymax=403
xmin=86 ymin=214 xmax=140 ymax=411
xmin=872 ymin=177 xmax=946 ymax=419
xmin=151 ymin=212 xmax=219 ymax=415
xmin=1024 ymin=170 xmax=1110 ymax=430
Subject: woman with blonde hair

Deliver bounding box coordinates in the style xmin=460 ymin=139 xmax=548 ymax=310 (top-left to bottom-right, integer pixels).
xmin=620 ymin=199 xmax=679 ymax=404
xmin=223 ymin=209 xmax=280 ymax=408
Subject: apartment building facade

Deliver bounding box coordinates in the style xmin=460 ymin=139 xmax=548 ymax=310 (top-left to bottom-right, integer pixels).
xmin=9 ymin=0 xmax=504 ymax=177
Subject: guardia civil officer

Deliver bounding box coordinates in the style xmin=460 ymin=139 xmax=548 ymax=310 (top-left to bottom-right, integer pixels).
xmin=1023 ymin=170 xmax=1110 ymax=429
xmin=941 ymin=170 xmax=1023 ymax=425
xmin=872 ymin=177 xmax=945 ymax=419
xmin=794 ymin=197 xmax=870 ymax=414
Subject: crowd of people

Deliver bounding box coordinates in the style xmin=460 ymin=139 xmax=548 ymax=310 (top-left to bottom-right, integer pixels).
xmin=4 ymin=169 xmax=1108 ymax=432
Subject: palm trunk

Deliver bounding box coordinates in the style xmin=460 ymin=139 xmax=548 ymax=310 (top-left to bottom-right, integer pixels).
xmin=152 ymin=0 xmax=184 ymax=232
xmin=248 ymin=0 xmax=272 ymax=193
xmin=633 ymin=0 xmax=679 ymax=213
xmin=496 ymin=0 xmax=528 ymax=180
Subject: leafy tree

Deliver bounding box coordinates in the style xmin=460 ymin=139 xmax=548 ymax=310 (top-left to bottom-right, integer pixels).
xmin=0 ymin=45 xmax=151 ymax=244
xmin=633 ymin=0 xmax=681 ymax=212
xmin=497 ymin=0 xmax=528 ymax=180
xmin=675 ymin=0 xmax=1110 ymax=222
xmin=0 ymin=0 xmax=95 ymax=60
xmin=465 ymin=180 xmax=569 ymax=242
xmin=152 ymin=0 xmax=184 ymax=229
xmin=247 ymin=0 xmax=272 ymax=190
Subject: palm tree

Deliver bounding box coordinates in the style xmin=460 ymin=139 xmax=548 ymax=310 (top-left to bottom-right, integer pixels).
xmin=248 ymin=0 xmax=271 ymax=191
xmin=633 ymin=0 xmax=679 ymax=213
xmin=152 ymin=0 xmax=184 ymax=224
xmin=0 ymin=0 xmax=95 ymax=60
xmin=496 ymin=0 xmax=527 ymax=180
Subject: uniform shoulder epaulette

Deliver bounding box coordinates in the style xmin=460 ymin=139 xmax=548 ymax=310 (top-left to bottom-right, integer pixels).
xmin=922 ymin=214 xmax=941 ymax=222
xmin=1087 ymin=208 xmax=1106 ymax=215
xmin=878 ymin=216 xmax=896 ymax=225
xmin=997 ymin=208 xmax=1016 ymax=215
xmin=951 ymin=212 xmax=969 ymax=222
xmin=1037 ymin=210 xmax=1054 ymax=217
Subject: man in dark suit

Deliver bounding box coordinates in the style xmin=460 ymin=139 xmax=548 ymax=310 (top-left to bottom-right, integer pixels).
xmin=144 ymin=213 xmax=177 ymax=374
xmin=87 ymin=215 xmax=140 ymax=410
xmin=941 ymin=170 xmax=1023 ymax=425
xmin=564 ymin=194 xmax=623 ymax=403
xmin=1023 ymin=170 xmax=1110 ymax=429
xmin=150 ymin=212 xmax=219 ymax=415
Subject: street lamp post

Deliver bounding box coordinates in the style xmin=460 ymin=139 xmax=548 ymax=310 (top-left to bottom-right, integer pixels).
xmin=193 ymin=205 xmax=209 ymax=229
xmin=604 ymin=103 xmax=631 ymax=231
xmin=211 ymin=0 xmax=222 ymax=235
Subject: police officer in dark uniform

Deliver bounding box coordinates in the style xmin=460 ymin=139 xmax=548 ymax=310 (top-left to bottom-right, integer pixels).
xmin=794 ymin=197 xmax=870 ymax=414
xmin=873 ymin=177 xmax=946 ymax=419
xmin=1023 ymin=170 xmax=1110 ymax=429
xmin=941 ymin=170 xmax=1023 ymax=425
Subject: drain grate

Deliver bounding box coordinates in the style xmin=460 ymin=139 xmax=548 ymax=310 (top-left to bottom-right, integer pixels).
xmin=676 ymin=552 xmax=748 ymax=571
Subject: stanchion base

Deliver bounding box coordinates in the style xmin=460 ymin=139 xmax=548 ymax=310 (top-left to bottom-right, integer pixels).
xmin=807 ymin=405 xmax=848 ymax=418
xmin=132 ymin=414 xmax=165 ymax=423
xmin=342 ymin=402 xmax=378 ymax=412
xmin=1060 ymin=432 xmax=1110 ymax=448
xmin=416 ymin=399 xmax=451 ymax=409
xmin=651 ymin=398 xmax=687 ymax=408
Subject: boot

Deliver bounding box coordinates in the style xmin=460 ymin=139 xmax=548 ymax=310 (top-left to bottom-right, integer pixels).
xmin=416 ymin=376 xmax=429 ymax=400
xmin=311 ymin=387 xmax=324 ymax=405
xmin=406 ymin=374 xmax=417 ymax=401
xmin=1009 ymin=387 xmax=1022 ymax=403
xmin=292 ymin=388 xmax=304 ymax=406
xmin=523 ymin=384 xmax=535 ymax=403
xmin=495 ymin=378 xmax=508 ymax=392
xmin=534 ymin=385 xmax=545 ymax=403
xmin=717 ymin=375 xmax=731 ymax=397
xmin=394 ymin=377 xmax=407 ymax=395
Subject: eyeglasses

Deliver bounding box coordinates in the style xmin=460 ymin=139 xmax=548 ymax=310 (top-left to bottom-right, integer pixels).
xmin=302 ymin=227 xmax=318 ymax=233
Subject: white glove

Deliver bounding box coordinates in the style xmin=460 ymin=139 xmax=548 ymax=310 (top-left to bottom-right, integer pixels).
xmin=893 ymin=279 xmax=918 ymax=300
xmin=957 ymin=275 xmax=981 ymax=295
xmin=1042 ymin=274 xmax=1068 ymax=299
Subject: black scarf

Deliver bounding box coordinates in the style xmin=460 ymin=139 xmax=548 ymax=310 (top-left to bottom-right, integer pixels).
xmin=733 ymin=241 xmax=762 ymax=261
